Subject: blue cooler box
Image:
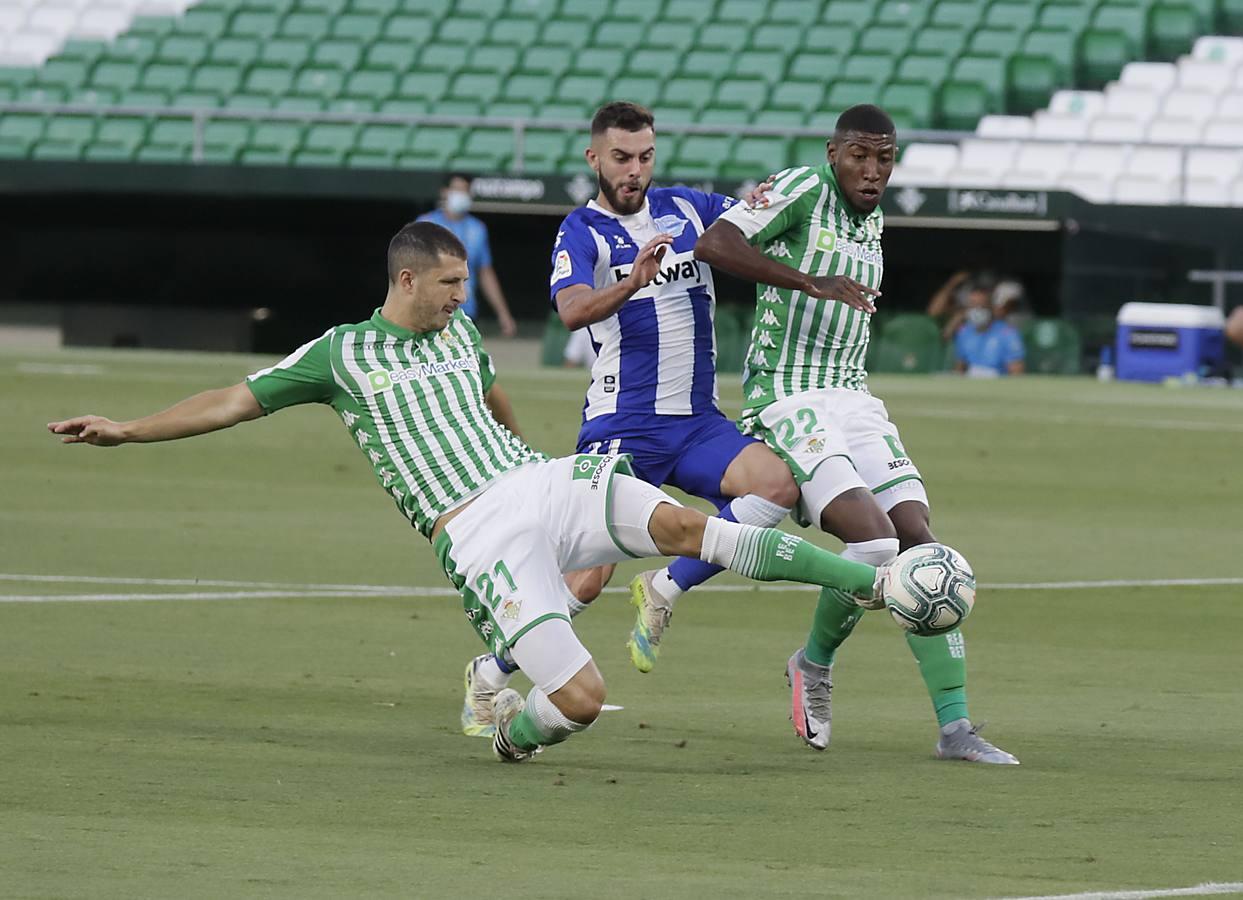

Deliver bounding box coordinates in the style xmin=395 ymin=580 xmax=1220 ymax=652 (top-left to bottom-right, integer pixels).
xmin=1115 ymin=302 xmax=1226 ymax=383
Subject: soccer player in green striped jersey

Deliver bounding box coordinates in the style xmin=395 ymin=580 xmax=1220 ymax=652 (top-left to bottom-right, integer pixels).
xmin=694 ymin=105 xmax=1019 ymax=764
xmin=48 ymin=220 xmax=900 ymax=763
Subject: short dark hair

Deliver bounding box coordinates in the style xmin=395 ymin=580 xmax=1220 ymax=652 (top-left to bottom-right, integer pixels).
xmin=591 ymin=101 xmax=655 ymax=136
xmin=387 ymin=221 xmax=466 ymax=282
xmin=442 ymin=172 xmax=473 ymax=188
xmin=834 ymin=104 xmax=896 ymax=139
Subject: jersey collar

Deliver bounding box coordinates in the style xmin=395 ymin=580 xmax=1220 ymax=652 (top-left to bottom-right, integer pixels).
xmin=587 ymin=196 xmax=651 ymax=223
xmin=370 ymin=308 xmax=443 ymax=341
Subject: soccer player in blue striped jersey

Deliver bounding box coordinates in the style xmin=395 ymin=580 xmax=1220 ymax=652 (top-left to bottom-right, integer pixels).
xmin=459 ymin=102 xmax=802 ymax=734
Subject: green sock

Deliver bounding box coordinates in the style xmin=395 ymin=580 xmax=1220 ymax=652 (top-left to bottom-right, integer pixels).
xmin=805 ymin=587 xmax=865 ymax=667
xmin=726 ymin=527 xmax=876 ymax=595
xmin=906 ymin=629 xmax=969 ymax=727
xmin=505 ymin=708 xmax=553 ymax=751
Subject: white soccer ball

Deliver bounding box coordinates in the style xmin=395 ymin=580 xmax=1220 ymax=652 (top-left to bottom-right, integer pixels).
xmin=881 ymin=543 xmax=975 ymax=636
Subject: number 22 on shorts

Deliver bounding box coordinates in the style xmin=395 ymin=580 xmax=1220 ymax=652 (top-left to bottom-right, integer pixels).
xmin=774 ymin=407 xmax=819 ymax=449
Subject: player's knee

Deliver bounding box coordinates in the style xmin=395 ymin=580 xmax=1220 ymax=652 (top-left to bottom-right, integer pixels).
xmin=820 ymin=487 xmax=896 ymax=542
xmin=754 ymin=467 xmax=800 ymax=509
xmin=551 ymin=669 xmax=606 ymax=724
xmin=566 ymin=565 xmax=611 ymax=603
xmin=648 ymin=503 xmax=705 ymax=557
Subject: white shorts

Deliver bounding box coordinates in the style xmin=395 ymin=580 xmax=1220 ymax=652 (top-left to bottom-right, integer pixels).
xmin=743 ymin=388 xmax=927 ymax=523
xmin=435 ymin=454 xmax=673 ymax=663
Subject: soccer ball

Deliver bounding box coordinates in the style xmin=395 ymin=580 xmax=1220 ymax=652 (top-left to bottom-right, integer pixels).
xmin=881 ymin=543 xmax=975 ymax=636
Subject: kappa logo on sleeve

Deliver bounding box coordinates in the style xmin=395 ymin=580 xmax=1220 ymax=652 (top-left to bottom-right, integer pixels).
xmin=551 ymin=249 xmax=572 ymax=285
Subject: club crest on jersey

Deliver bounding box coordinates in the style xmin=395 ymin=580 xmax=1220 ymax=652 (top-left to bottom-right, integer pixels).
xmin=651 ymin=214 xmax=688 ymax=237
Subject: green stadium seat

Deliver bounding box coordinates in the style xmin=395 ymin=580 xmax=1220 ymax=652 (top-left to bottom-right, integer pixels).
xmin=383 ymin=14 xmax=435 ymax=42
xmin=880 ymin=80 xmax=935 ymax=128
xmin=1023 ymin=27 xmax=1077 ymax=80
xmin=240 ymin=121 xmax=305 ymax=165
xmin=294 ymin=122 xmax=359 ymax=166
xmin=644 ymin=25 xmax=695 ymax=54
xmin=696 ymin=23 xmax=748 ymax=53
xmin=404 ymin=124 xmax=464 ymax=166
xmin=716 ymin=0 xmax=768 ymax=26
xmin=910 ymin=26 xmax=967 ymax=57
xmin=126 ymin=16 xmax=176 ymax=39
xmin=732 ymin=50 xmax=785 ymax=84
xmin=396 ymin=71 xmax=450 ymax=102
xmin=436 ymin=15 xmax=487 ymax=44
xmin=154 ymin=35 xmax=208 ymax=66
xmin=982 ymin=0 xmax=1035 ymax=31
xmin=539 ymin=310 xmax=569 ymax=367
xmin=558 ymin=0 xmax=600 ymax=19
xmin=452 ymin=127 xmax=514 ymax=172
xmin=191 ymin=63 xmax=243 ymax=98
xmin=713 ymin=78 xmax=770 ymax=115
xmin=299 ymin=0 xmax=351 ymax=13
xmin=229 ymin=9 xmax=281 ymax=39
xmin=929 ymin=0 xmax=987 ymax=27
xmin=55 ymin=40 xmax=108 ymax=65
xmin=671 ymin=134 xmax=733 ymax=179
xmin=332 ymin=13 xmax=383 ymax=42
xmin=593 ymin=19 xmax=645 ymax=47
xmin=211 ymin=37 xmax=261 ymax=65
xmin=896 ymin=54 xmax=952 ymax=86
xmin=139 ymin=62 xmax=191 ymax=98
xmin=788 ymin=50 xmax=844 ymax=83
xmin=177 ymin=7 xmax=229 ymax=38
xmin=259 ymin=38 xmax=309 ymax=68
xmin=83 ymin=115 xmax=149 ymax=161
xmin=172 ymin=90 xmax=219 ymax=108
xmin=609 ymin=73 xmax=658 ymax=103
xmin=570 ymin=47 xmax=625 ymax=79
xmin=533 ymin=99 xmax=591 ymax=121
xmin=325 ymin=96 xmax=376 ymax=114
xmin=341 ymin=69 xmax=397 ymax=102
xmin=447 ymin=71 xmax=502 ymax=104
xmin=856 ymin=25 xmax=914 ymax=56
xmin=140 ymin=116 xmax=196 ymax=161
xmin=243 ymin=64 xmax=294 ymax=97
xmin=292 ymin=66 xmax=346 ymax=100
xmin=453 ymin=0 xmax=506 ymax=15
xmin=365 ymin=42 xmax=417 ymax=72
xmin=225 ymin=93 xmax=275 ymax=109
xmin=553 ymin=74 xmax=600 ymax=108
xmin=679 ymin=49 xmax=732 ymax=79
xmin=462 ymin=45 xmax=520 ymax=76
xmin=799 ymin=23 xmax=855 ymax=54
xmin=1008 ymin=55 xmax=1059 ymax=115
xmin=968 ymin=26 xmax=1024 ymax=57
xmin=1037 ymin=1 xmax=1093 ymax=32
xmin=1224 ymin=0 xmax=1243 ymax=30
xmin=17 ymin=85 xmax=66 ymax=105
xmin=1021 ymin=319 xmax=1082 ymax=374
xmin=770 ymin=81 xmax=824 ymax=115
xmin=868 ymin=314 xmax=943 ymax=374
xmin=770 ymin=0 xmax=821 ymax=24
xmin=519 ymin=127 xmax=571 ymax=172
xmin=0 ymin=112 xmax=45 ymax=158
xmin=488 ymin=99 xmax=535 ymax=118
xmin=1077 ymin=28 xmax=1132 ymax=88
xmin=379 ymin=97 xmax=427 ymax=116
xmin=839 ymin=53 xmax=896 ymax=89
xmin=37 ymin=59 xmax=91 ymax=93
xmin=91 ymin=61 xmax=142 ymax=94
xmin=124 ymin=88 xmax=172 ymax=107
xmin=873 ymin=0 xmax=929 ymax=26
xmin=30 ymin=114 xmax=96 ymax=160
xmin=541 ymin=19 xmax=593 ymax=46
xmin=752 ymin=108 xmax=806 ymax=127
xmin=823 ymin=79 xmax=878 ymax=115
xmin=822 ymin=0 xmax=872 ymax=27
xmin=416 ymin=44 xmax=470 ymax=73
xmin=434 ymin=98 xmax=483 ymax=117
xmin=200 ymin=119 xmax=252 ymax=163
xmin=659 ymin=77 xmax=713 ymax=117
xmin=487 ymin=18 xmax=540 ymax=46
xmin=498 ymin=72 xmax=555 ymax=106
xmin=504 ymin=0 xmax=556 ymax=19
xmin=517 ymin=45 xmax=574 ymax=77
xmin=661 ymin=0 xmax=718 ymax=25
xmin=1147 ymin=2 xmax=1199 ymax=59
xmin=750 ymin=23 xmax=802 ymax=52
xmin=350 ymin=122 xmax=411 ymax=166
xmin=1094 ymin=2 xmax=1149 ymax=49
xmin=313 ymin=40 xmax=364 ymax=71
xmin=721 ymin=135 xmax=789 ymax=181
xmin=951 ymin=54 xmax=1007 ymax=108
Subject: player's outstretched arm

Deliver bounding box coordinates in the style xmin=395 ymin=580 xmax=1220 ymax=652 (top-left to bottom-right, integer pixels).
xmin=48 ymin=382 xmax=264 ymax=447
xmin=555 ymin=233 xmax=673 ymax=330
xmin=695 ymin=221 xmax=879 ymax=313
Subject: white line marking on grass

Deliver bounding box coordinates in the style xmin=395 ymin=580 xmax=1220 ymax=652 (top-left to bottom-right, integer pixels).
xmin=993 ymin=881 xmax=1243 ymax=900
xmin=1 ymin=574 xmax=1240 ymax=604
xmin=16 ymin=362 xmax=105 ymax=376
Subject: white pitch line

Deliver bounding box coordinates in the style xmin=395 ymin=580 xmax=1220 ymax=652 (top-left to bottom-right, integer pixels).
xmin=0 ymin=573 xmax=409 ymax=592
xmin=993 ymin=881 xmax=1243 ymax=900
xmin=0 ymin=590 xmax=447 ymax=603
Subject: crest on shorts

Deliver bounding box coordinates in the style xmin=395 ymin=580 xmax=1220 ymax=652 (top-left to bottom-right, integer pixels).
xmin=500 ymin=598 xmax=522 ymax=620
xmin=572 ymin=454 xmax=605 ymax=480
xmin=806 ymin=437 xmax=826 ymax=454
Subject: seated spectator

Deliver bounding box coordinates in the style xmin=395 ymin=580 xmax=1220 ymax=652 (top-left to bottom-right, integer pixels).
xmin=952 ymin=287 xmax=1026 ymax=377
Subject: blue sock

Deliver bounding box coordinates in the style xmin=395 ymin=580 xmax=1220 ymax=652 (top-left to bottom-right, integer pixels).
xmin=666 ymin=501 xmax=739 ymax=591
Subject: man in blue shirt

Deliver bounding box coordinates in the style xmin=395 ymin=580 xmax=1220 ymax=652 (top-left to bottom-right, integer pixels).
xmin=417 ymin=173 xmax=518 ymax=337
xmin=953 ymin=286 xmax=1025 ymax=377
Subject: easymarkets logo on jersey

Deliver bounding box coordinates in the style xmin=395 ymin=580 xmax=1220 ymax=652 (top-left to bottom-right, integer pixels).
xmin=365 ymin=358 xmax=478 ymax=393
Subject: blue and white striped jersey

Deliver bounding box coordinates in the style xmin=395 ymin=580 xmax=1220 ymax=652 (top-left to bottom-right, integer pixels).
xmin=550 ymin=186 xmax=737 ymax=427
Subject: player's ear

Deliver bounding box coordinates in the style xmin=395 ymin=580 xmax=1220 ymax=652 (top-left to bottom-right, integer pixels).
xmin=585 ymin=145 xmax=598 ymax=170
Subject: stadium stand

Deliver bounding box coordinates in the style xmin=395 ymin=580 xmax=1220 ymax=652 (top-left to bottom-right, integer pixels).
xmin=0 ymin=0 xmax=1238 ymax=206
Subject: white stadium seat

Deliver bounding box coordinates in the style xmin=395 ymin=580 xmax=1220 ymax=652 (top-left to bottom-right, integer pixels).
xmin=891 ymin=143 xmax=959 ymax=187
xmin=1177 ymin=57 xmax=1232 ymax=95
xmin=945 ymin=139 xmax=1017 ymax=187
xmin=1001 ymin=142 xmax=1074 ymax=189
xmin=1112 ymin=175 xmax=1180 ymax=205
xmin=1119 ymin=61 xmax=1178 ymax=93
xmin=24 ymin=5 xmax=75 ymax=31
xmin=1231 ymin=179 xmax=1243 ymax=206
xmin=1147 ymin=89 xmax=1217 ymax=143
xmin=1088 ymin=117 xmax=1146 ymax=142
xmin=0 ymin=30 xmax=60 ymax=65
xmin=1048 ymin=90 xmax=1106 ymax=119
xmin=1192 ymin=36 xmax=1243 ymax=67
xmin=1235 ymin=67 xmax=1243 ymax=90
xmin=0 ymin=7 xmax=25 ymax=31
xmin=1032 ymin=111 xmax=1090 ymax=140
xmin=1126 ymin=146 xmax=1182 ymax=178
xmin=1102 ymin=84 xmax=1161 ymax=122
xmin=1058 ymin=173 xmax=1114 ymax=203
xmin=73 ymin=6 xmax=132 ymax=39
xmin=1182 ymin=148 xmax=1243 ymax=206
xmin=976 ymin=115 xmax=1033 ymax=138
xmin=1147 ymin=119 xmax=1204 ymax=144
xmin=1201 ymin=119 xmax=1243 ymax=146
xmin=1219 ymin=92 xmax=1243 ymax=117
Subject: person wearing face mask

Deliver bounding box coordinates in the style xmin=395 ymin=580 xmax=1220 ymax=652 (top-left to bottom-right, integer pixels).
xmin=416 ymin=173 xmax=518 ymax=338
xmin=952 ymin=285 xmax=1026 ymax=377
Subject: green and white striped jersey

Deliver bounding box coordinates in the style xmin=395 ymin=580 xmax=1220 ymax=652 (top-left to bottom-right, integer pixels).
xmin=245 ymin=309 xmax=544 ymax=538
xmin=718 ymin=163 xmax=884 ymax=419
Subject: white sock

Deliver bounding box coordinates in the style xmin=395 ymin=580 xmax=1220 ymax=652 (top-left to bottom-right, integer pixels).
xmin=940 ymin=717 xmax=971 ymax=735
xmin=475 ymin=656 xmax=513 ymax=692
xmin=731 ymin=493 xmax=793 ymax=527
xmin=528 ymin=687 xmax=592 ymax=744
xmin=699 ymin=516 xmax=744 ymax=567
xmin=841 ymin=537 xmax=900 ymax=566
xmin=653 ymin=568 xmax=683 ymax=603
xmin=567 ymin=597 xmax=589 ymax=618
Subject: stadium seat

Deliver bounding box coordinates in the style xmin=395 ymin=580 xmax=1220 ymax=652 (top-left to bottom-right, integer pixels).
xmin=1002 ymin=141 xmax=1074 ymax=188
xmin=670 ymin=134 xmax=733 ymax=179
xmin=722 ymin=135 xmax=788 ymax=180
xmin=350 ymin=121 xmax=411 ymax=167
xmin=869 ymin=314 xmax=944 ymax=374
xmin=1183 ymin=148 xmax=1243 ymax=204
xmin=1021 ymin=319 xmax=1082 ymax=374
xmin=138 ymin=116 xmax=196 ymax=162
xmin=769 ymin=82 xmax=824 ymax=116
xmin=945 ymin=139 xmax=1016 ymax=187
xmin=1078 ymin=27 xmax=1133 ymax=88
xmin=402 ymin=124 xmax=463 ymax=167
xmin=1119 ymin=61 xmax=1178 ymax=93
xmin=240 ymin=121 xmax=304 ymax=165
xmin=518 ymin=127 xmax=571 ymax=173
xmin=517 ymin=45 xmax=574 ymax=77
xmin=258 ymin=39 xmax=309 ymax=69
xmin=294 ymin=121 xmax=358 ymax=166
xmin=1148 ymin=1 xmax=1199 ymax=59
xmin=713 ymin=78 xmax=769 ymax=116
xmin=340 ymin=69 xmax=396 ymax=105
xmin=1177 ymin=58 xmax=1231 ymax=95
xmin=83 ymin=115 xmax=149 ymax=161
xmin=0 ymin=111 xmax=45 ymax=158
xmin=1059 ymin=143 xmax=1131 ymax=202
xmin=452 ymin=127 xmax=514 ymax=171
xmin=890 ymin=142 xmax=958 ymax=186
xmin=200 ymin=118 xmax=251 ymax=163
xmin=539 ymin=311 xmax=570 ymax=366
xmin=881 ymin=81 xmax=935 ymax=129
xmin=976 ymin=114 xmax=1034 ymax=138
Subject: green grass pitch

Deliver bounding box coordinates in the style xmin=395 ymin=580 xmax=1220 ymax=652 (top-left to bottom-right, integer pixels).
xmin=2 ymin=345 xmax=1241 ymax=899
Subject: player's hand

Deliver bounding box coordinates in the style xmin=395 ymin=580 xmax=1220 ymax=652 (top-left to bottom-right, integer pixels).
xmin=743 ymin=177 xmax=776 ymax=209
xmin=625 ymin=233 xmax=673 ymax=291
xmin=805 ymin=275 xmax=881 ymax=314
xmin=47 ymin=415 xmax=128 ymax=446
